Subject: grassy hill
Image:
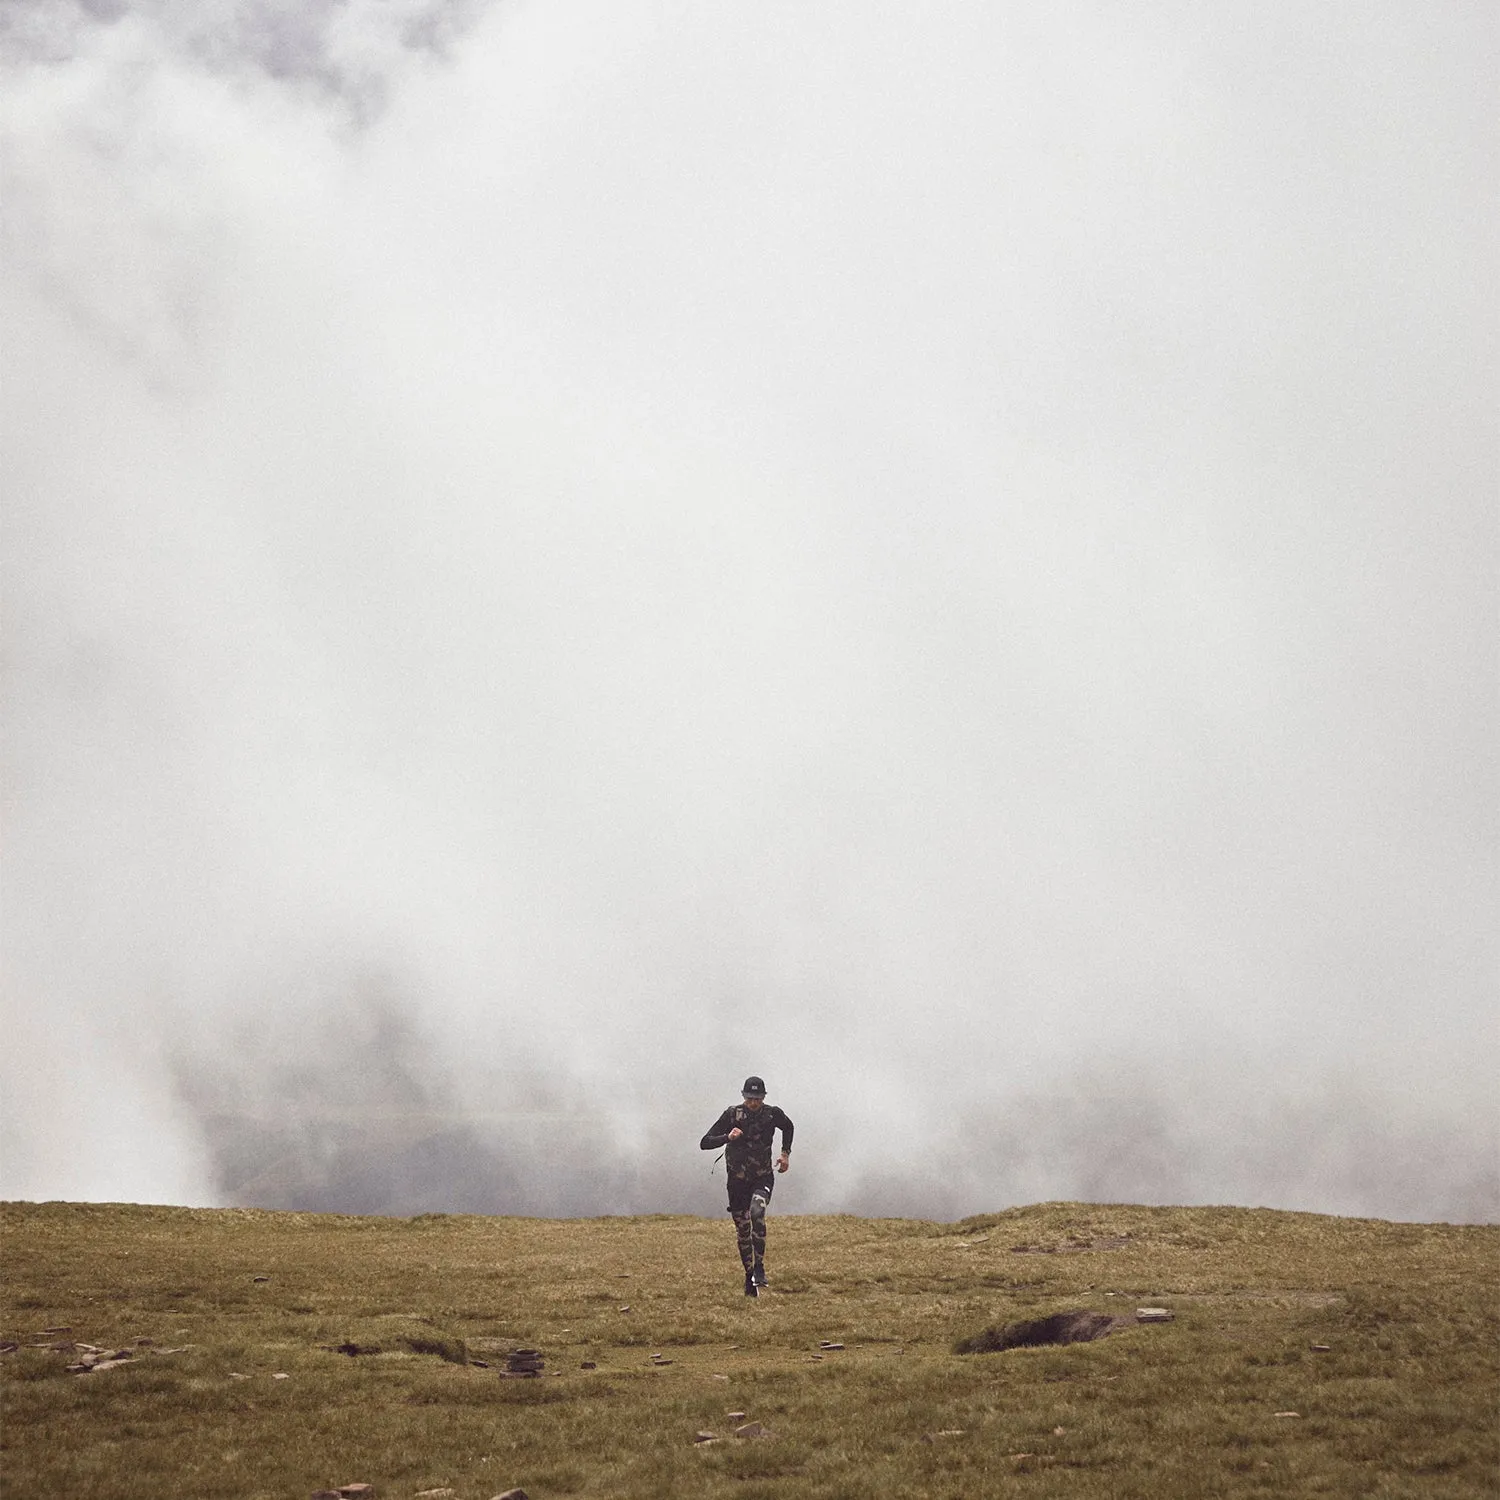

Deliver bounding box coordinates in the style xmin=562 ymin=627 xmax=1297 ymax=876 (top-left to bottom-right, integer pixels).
xmin=2 ymin=1200 xmax=1495 ymax=1498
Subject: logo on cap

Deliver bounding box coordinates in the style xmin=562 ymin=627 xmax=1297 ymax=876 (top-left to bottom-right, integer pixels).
xmin=742 ymin=1076 xmax=766 ymax=1098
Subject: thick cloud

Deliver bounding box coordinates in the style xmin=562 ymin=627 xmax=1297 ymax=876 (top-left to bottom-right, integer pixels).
xmin=3 ymin=2 xmax=1495 ymax=1221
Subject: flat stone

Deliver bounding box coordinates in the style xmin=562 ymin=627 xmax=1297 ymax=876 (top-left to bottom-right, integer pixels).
xmin=1135 ymin=1308 xmax=1173 ymax=1323
xmin=1274 ymin=1411 xmax=1300 ymax=1418
xmin=491 ymin=1491 xmax=530 ymax=1500
xmin=1310 ymin=1343 xmax=1331 ymax=1352
xmin=579 ymin=1361 xmax=597 ymax=1369
xmin=272 ymin=1373 xmax=289 ymax=1380
xmin=818 ymin=1341 xmax=844 ymax=1350
xmin=734 ymin=1422 xmax=771 ymax=1439
xmin=416 ymin=1490 xmax=455 ymax=1496
xmin=726 ymin=1411 xmax=747 ymax=1420
xmin=337 ymin=1487 xmax=376 ymax=1497
xmin=694 ymin=1431 xmax=717 ymax=1443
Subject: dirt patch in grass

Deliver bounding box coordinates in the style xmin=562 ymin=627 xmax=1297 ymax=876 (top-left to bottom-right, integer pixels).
xmin=1007 ymin=1236 xmax=1132 ymax=1254
xmin=954 ymin=1309 xmax=1121 ymax=1353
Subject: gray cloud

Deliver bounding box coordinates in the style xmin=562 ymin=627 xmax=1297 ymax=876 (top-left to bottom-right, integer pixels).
xmin=1 ymin=0 xmax=490 ymax=109
xmin=169 ymin=983 xmax=1497 ymax=1223
xmin=3 ymin=1 xmax=1495 ymax=1223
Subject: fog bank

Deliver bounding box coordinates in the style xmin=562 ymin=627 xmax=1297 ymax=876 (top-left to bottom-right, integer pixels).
xmin=3 ymin=2 xmax=1495 ymax=1222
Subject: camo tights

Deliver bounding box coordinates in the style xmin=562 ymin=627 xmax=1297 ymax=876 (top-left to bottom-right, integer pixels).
xmin=727 ymin=1178 xmax=773 ymax=1273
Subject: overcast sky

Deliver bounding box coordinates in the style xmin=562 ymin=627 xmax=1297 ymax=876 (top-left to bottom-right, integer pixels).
xmin=3 ymin=1 xmax=1495 ymax=1222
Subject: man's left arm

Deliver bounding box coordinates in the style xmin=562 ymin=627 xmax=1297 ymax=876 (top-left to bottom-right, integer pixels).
xmin=775 ymin=1108 xmax=794 ymax=1173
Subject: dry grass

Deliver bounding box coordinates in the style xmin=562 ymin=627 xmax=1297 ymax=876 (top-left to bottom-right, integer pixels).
xmin=2 ymin=1200 xmax=1496 ymax=1498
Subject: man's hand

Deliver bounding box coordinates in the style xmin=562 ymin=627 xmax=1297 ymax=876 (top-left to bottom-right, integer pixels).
xmin=727 ymin=1127 xmax=743 ymax=1141
xmin=776 ymin=1153 xmax=790 ymax=1174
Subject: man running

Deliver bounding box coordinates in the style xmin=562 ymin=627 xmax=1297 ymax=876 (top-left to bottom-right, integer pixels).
xmin=700 ymin=1076 xmax=793 ymax=1298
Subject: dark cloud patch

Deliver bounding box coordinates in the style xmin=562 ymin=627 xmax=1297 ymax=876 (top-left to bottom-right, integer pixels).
xmin=836 ymin=1081 xmax=1500 ymax=1226
xmin=1 ymin=2 xmax=125 ymax=70
xmin=170 ymin=982 xmax=1498 ymax=1225
xmin=171 ymin=979 xmax=716 ymax=1217
xmin=2 ymin=0 xmax=495 ymax=123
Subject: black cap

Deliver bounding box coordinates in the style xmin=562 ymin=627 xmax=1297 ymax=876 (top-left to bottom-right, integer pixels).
xmin=741 ymin=1076 xmax=767 ymax=1098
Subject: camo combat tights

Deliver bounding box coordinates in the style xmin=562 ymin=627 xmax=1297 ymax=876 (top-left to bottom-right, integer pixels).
xmin=727 ymin=1176 xmax=774 ymax=1272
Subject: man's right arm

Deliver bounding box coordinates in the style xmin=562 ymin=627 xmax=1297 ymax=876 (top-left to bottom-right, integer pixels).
xmin=700 ymin=1108 xmax=735 ymax=1151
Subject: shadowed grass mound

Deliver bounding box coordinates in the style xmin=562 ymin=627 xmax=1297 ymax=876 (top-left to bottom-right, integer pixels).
xmin=2 ymin=1200 xmax=1497 ymax=1498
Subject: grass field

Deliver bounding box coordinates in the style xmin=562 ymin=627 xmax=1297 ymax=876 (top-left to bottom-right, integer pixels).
xmin=2 ymin=1200 xmax=1496 ymax=1498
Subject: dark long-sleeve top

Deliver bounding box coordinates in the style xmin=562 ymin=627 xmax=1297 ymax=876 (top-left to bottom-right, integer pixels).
xmin=700 ymin=1102 xmax=794 ymax=1181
